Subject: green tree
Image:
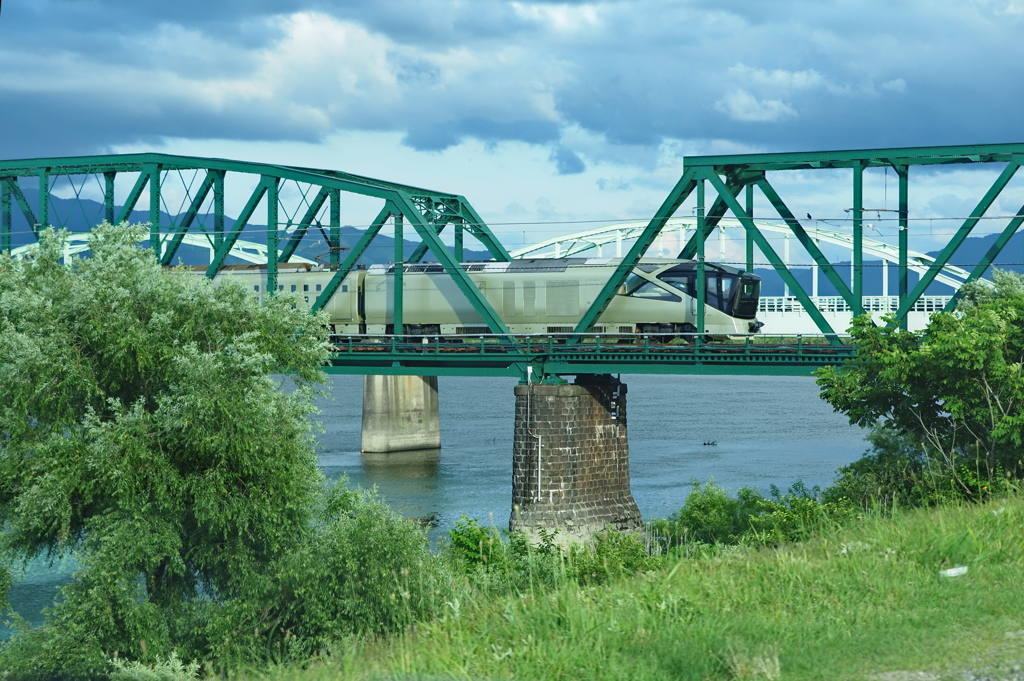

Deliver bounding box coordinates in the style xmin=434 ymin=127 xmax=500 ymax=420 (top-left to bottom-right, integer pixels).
xmin=816 ymin=277 xmax=1024 ymax=498
xmin=0 ymin=225 xmax=441 ymax=678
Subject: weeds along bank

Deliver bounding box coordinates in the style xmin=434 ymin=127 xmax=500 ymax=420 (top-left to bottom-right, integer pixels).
xmin=245 ymin=495 xmax=1024 ymax=681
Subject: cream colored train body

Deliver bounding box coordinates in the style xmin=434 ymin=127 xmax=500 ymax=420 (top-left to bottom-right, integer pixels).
xmin=212 ymin=257 xmax=762 ymax=338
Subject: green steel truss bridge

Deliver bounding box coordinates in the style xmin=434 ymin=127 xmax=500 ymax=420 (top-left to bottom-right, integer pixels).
xmin=3 ymin=144 xmax=1022 ymax=378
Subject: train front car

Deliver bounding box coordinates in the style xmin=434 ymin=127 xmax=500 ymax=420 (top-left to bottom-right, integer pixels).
xmin=606 ymin=259 xmax=762 ymax=340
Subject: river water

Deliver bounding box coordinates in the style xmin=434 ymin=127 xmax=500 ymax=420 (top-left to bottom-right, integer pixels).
xmin=3 ymin=373 xmax=868 ymax=635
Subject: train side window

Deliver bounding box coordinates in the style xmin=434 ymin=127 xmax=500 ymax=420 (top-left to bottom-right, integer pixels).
xmin=291 ymin=284 xmax=297 ymax=292
xmin=546 ymin=280 xmax=580 ymax=316
xmin=523 ymin=281 xmax=536 ymax=316
xmin=628 ymin=281 xmax=681 ymax=302
xmin=254 ymin=285 xmax=260 ymax=292
xmin=503 ymin=282 xmax=517 ymax=316
xmin=316 ymin=284 xmax=322 ymax=291
xmin=660 ymin=274 xmax=694 ymax=297
xmin=303 ymin=284 xmax=309 ymax=292
xmin=278 ymin=285 xmax=284 ymax=291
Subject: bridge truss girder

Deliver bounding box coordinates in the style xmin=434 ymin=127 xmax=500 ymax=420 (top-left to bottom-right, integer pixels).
xmin=571 ymin=144 xmax=1024 ymax=343
xmin=0 ymin=152 xmax=514 ymax=337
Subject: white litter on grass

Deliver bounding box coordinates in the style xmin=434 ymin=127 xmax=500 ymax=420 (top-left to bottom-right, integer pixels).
xmin=939 ymin=566 xmax=968 ymax=578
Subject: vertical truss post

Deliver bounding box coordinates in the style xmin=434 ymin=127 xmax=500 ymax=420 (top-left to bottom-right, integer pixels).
xmin=267 ymin=176 xmax=279 ymax=296
xmin=1 ymin=179 xmax=10 ymax=252
xmin=852 ymin=162 xmax=864 ymax=314
xmin=701 ymin=169 xmax=840 ymax=341
xmin=103 ymin=172 xmax=116 ymax=224
xmin=213 ymin=170 xmax=224 ymax=252
xmin=329 ymin=188 xmax=341 ymax=266
xmin=394 ymin=213 xmax=404 ymax=334
xmin=897 ymin=165 xmax=909 ymax=329
xmin=38 ymin=168 xmax=49 ymax=229
xmin=889 ymin=160 xmax=1020 ymax=325
xmin=455 ymin=223 xmax=464 ymax=262
xmin=696 ymin=178 xmax=707 ymax=334
xmin=147 ymin=164 xmax=161 ymax=254
xmin=745 ymin=183 xmax=754 ymax=272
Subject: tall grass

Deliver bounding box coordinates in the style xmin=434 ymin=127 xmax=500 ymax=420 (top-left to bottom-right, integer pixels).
xmin=247 ymin=496 xmax=1024 ymax=681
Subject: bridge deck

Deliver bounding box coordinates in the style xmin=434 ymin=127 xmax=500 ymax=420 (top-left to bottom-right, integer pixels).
xmin=325 ymin=334 xmax=856 ymax=378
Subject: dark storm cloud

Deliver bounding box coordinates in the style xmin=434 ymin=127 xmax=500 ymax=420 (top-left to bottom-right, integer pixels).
xmin=550 ymin=146 xmax=586 ymax=175
xmin=3 ymin=0 xmax=1024 ymax=168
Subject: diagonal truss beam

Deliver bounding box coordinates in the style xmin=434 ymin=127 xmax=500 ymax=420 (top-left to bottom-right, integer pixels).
xmin=159 ymin=171 xmax=216 ymax=266
xmin=390 ymin=192 xmax=511 ymax=335
xmin=205 ymin=177 xmax=272 ymax=278
xmin=0 ymin=178 xmax=37 ymax=234
xmin=115 ymin=172 xmax=150 ymax=225
xmin=571 ymin=168 xmax=699 ymax=340
xmin=311 ymin=204 xmax=394 ymax=313
xmin=699 ymin=168 xmax=840 ymax=340
xmin=755 ymin=177 xmax=859 ymax=310
xmin=279 ymin=186 xmax=330 ymax=263
xmin=888 ymin=160 xmax=1021 ymax=325
xmin=945 ymin=199 xmax=1024 ymax=311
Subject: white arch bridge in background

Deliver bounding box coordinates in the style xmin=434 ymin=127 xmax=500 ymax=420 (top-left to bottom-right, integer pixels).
xmin=9 ymin=233 xmax=317 ymax=267
xmin=511 ymin=217 xmax=991 ymax=333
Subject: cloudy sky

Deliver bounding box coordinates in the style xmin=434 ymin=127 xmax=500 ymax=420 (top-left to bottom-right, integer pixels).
xmin=3 ymin=1 xmax=1024 ymax=253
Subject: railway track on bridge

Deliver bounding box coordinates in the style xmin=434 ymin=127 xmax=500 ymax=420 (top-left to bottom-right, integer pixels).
xmin=325 ymin=333 xmax=856 ymax=378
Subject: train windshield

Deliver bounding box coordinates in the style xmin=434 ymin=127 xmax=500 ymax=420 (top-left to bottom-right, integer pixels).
xmin=657 ymin=264 xmax=760 ymax=318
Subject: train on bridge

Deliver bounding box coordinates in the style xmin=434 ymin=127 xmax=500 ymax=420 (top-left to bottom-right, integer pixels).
xmin=211 ymin=257 xmax=764 ymax=340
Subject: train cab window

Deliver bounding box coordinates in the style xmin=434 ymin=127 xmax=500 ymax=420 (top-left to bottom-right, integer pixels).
xmin=733 ymin=278 xmax=760 ymax=319
xmin=628 ymin=280 xmax=681 ymax=302
xmin=705 ymin=273 xmax=739 ymax=314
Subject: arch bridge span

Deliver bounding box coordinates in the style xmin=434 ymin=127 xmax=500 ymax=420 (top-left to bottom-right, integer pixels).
xmin=511 ymin=216 xmax=978 ymax=333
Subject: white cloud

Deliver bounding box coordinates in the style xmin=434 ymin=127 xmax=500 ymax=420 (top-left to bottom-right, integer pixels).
xmin=726 ymin=64 xmax=826 ymax=91
xmin=714 ymin=90 xmax=798 ymax=123
xmin=881 ymin=78 xmax=907 ymax=92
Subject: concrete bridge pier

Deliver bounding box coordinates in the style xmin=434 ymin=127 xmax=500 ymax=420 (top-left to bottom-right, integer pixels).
xmin=510 ymin=374 xmax=642 ymax=542
xmin=361 ymin=375 xmax=441 ymax=453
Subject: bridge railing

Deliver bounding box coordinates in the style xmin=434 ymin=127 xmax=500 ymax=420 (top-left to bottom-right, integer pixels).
xmin=759 ymin=295 xmax=954 ymax=314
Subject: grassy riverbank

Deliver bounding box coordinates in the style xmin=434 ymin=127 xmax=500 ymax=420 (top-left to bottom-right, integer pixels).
xmin=243 ymin=497 xmax=1024 ymax=681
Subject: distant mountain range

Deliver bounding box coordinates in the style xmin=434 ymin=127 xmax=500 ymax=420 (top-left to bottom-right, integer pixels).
xmin=751 ymin=230 xmax=1024 ymax=296
xmin=6 ymin=191 xmax=1019 ymax=293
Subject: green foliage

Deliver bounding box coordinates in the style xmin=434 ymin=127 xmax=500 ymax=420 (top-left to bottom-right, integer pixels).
xmin=0 ymin=225 xmax=442 ymax=678
xmin=816 ymin=285 xmax=1024 ymax=494
xmin=955 ymin=267 xmax=1024 ymax=313
xmin=444 ymin=517 xmax=659 ymax=595
xmin=108 ymin=653 xmax=199 ymax=681
xmin=200 ymin=485 xmax=448 ymax=670
xmin=648 ymin=480 xmax=855 ymax=550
